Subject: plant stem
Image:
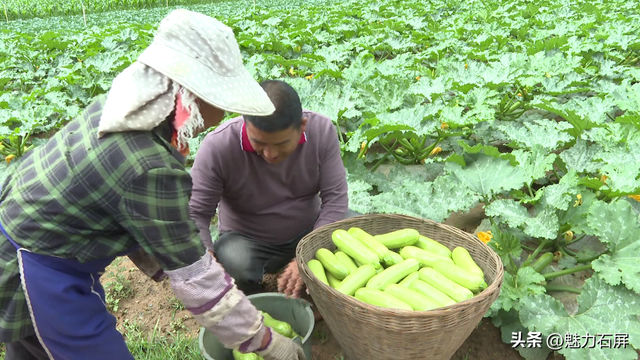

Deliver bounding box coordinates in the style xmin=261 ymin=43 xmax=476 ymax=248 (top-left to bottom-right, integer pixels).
xmin=522 ymin=244 xmax=537 ymax=252
xmin=526 ymin=182 xmax=534 ymax=197
xmin=370 ymin=146 xmax=393 ymax=172
xmin=577 ymin=250 xmax=608 ymax=264
xmin=552 ymin=168 xmax=561 ymax=182
xmin=568 ymin=233 xmax=587 ymax=244
xmin=522 ymin=239 xmax=548 ymax=267
xmin=544 ymin=285 xmax=582 ymax=294
xmin=543 ymin=264 xmax=592 ymax=280
xmin=561 ymin=246 xmax=577 ymax=257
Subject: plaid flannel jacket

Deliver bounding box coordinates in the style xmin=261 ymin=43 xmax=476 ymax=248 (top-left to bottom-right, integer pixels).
xmin=0 ymin=95 xmax=206 ymax=343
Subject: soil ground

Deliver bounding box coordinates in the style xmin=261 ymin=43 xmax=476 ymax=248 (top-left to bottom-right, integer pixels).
xmin=102 ymin=205 xmax=568 ymax=360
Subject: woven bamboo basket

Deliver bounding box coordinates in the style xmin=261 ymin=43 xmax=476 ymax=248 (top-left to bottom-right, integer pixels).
xmin=296 ymin=214 xmax=504 ymax=360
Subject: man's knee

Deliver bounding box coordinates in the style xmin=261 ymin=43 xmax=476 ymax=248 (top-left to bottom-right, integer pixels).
xmin=213 ymin=235 xmax=257 ymax=283
xmin=213 ymin=239 xmax=251 ymax=280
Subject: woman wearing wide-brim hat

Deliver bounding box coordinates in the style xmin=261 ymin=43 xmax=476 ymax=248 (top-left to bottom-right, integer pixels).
xmin=0 ymin=9 xmax=305 ymax=360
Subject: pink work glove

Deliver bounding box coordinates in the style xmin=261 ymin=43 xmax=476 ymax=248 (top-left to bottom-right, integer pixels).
xmin=277 ymin=260 xmax=306 ymax=298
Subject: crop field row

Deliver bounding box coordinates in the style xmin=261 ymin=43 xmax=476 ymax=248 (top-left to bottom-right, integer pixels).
xmin=2 ymin=0 xmax=213 ymax=20
xmin=2 ymin=0 xmax=640 ymax=358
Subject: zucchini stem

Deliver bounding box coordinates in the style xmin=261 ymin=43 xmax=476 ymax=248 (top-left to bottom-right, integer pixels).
xmin=568 ymin=233 xmax=587 ymax=245
xmin=577 ymin=250 xmax=609 ymax=264
xmin=543 ymin=264 xmax=592 ymax=280
xmin=522 ymin=239 xmax=549 ymax=268
xmin=370 ymin=145 xmax=393 ymax=172
xmin=544 ymin=285 xmax=582 ymax=294
xmin=561 ymin=246 xmax=577 ymax=257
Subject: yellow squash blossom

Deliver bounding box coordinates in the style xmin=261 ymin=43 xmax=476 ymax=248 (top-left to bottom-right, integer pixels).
xmin=564 ymin=230 xmax=573 ymax=243
xmin=440 ymin=122 xmax=449 ymax=130
xmin=573 ymin=194 xmax=582 ymax=207
xmin=6 ymin=154 xmax=15 ymax=164
xmin=477 ymin=231 xmax=492 ymax=244
xmin=628 ymin=195 xmax=640 ymax=201
xmin=600 ymin=175 xmax=608 ymax=183
xmin=429 ymin=146 xmax=442 ymax=156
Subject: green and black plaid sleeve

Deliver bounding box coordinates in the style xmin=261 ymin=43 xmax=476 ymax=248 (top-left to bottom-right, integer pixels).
xmin=116 ymin=166 xmax=206 ymax=271
xmin=0 ymin=95 xmax=207 ymax=342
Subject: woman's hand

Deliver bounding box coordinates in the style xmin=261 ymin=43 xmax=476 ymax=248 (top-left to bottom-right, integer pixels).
xmin=277 ymin=260 xmax=306 ymax=298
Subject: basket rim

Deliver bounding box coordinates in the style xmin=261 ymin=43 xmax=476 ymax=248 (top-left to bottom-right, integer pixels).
xmin=295 ymin=213 xmax=505 ymax=317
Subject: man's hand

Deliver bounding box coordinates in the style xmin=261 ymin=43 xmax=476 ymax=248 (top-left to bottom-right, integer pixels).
xmin=277 ymin=260 xmax=306 ymax=298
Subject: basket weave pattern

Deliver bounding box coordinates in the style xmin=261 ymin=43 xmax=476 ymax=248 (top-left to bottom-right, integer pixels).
xmin=296 ymin=214 xmax=504 ymax=360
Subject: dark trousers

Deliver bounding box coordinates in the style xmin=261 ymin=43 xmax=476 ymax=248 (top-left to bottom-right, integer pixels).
xmin=213 ymin=209 xmax=361 ymax=295
xmin=4 ymin=334 xmax=50 ymax=360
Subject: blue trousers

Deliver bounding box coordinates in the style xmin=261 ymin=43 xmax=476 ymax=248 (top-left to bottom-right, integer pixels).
xmin=0 ymin=220 xmax=136 ymax=360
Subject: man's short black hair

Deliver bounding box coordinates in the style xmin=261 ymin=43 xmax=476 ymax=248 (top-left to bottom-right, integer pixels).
xmin=244 ymin=80 xmax=302 ymax=133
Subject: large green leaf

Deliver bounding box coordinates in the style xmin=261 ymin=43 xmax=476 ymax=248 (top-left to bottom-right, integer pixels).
xmin=445 ymin=153 xmax=528 ymax=198
xmin=540 ymin=169 xmax=580 ymax=211
xmin=486 ymin=199 xmax=560 ymax=240
xmin=512 ymin=146 xmax=557 ymax=183
xmin=534 ymin=100 xmax=601 ymax=139
xmin=368 ymin=172 xmax=480 ymax=223
xmin=489 ymin=267 xmax=546 ymax=314
xmin=485 ymin=199 xmax=530 ymax=228
xmin=520 ymin=277 xmax=640 ymax=360
xmin=557 ymin=191 xmax=599 ymax=235
xmin=587 ymin=200 xmax=640 ymax=294
xmin=559 ymin=139 xmax=603 ymax=174
xmin=595 ymin=143 xmax=640 ymax=194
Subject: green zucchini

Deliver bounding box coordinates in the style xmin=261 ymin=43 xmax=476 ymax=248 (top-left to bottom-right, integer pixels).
xmin=233 ymin=350 xmax=263 ymax=360
xmin=384 ymin=284 xmax=442 ymax=311
xmin=354 ymin=288 xmax=413 ymax=310
xmin=373 ymin=228 xmax=420 ymax=249
xmin=532 ymin=252 xmax=554 ymax=273
xmin=315 ymin=248 xmax=350 ymax=280
xmin=307 ymin=259 xmax=329 ymax=286
xmin=366 ymin=258 xmax=420 ymax=291
xmin=326 ymin=272 xmax=342 ymax=288
xmin=416 ymin=236 xmax=452 ymax=258
xmin=451 ymin=247 xmax=484 ymax=279
xmin=334 ymin=251 xmax=358 ymax=273
xmin=382 ymin=250 xmax=404 ymax=268
xmin=262 ymin=312 xmax=292 ymax=338
xmin=432 ymin=260 xmax=487 ymax=292
xmin=418 ymin=267 xmax=474 ymax=303
xmin=399 ymin=246 xmax=453 ymax=267
xmin=348 ymin=227 xmax=393 ymax=263
xmin=332 ymin=229 xmax=382 ymax=269
xmin=398 ymin=272 xmax=419 ymax=288
xmin=335 ymin=264 xmax=377 ymax=296
xmin=409 ymin=279 xmax=457 ymax=306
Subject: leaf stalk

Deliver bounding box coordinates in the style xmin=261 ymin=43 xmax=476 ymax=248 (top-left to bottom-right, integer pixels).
xmin=544 ymin=285 xmax=582 ymax=294
xmin=543 ymin=264 xmax=592 ymax=280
